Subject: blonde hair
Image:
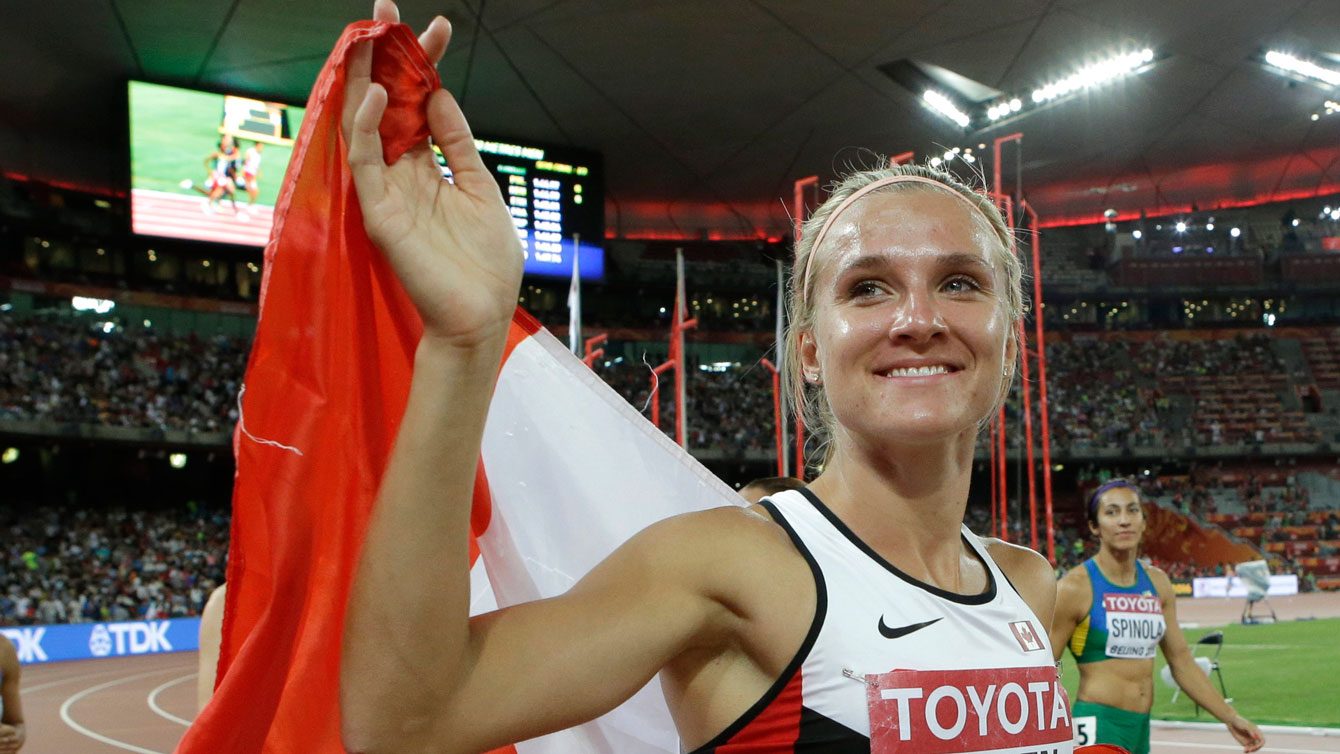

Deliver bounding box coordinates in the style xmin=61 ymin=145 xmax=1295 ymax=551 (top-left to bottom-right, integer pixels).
xmin=782 ymin=162 xmax=1025 ymax=466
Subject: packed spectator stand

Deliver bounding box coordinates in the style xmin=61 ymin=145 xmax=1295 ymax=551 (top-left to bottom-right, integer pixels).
xmin=0 ymin=503 xmax=228 ymax=627
xmin=1 ymin=305 xmax=1339 ymax=630
xmin=0 ymin=314 xmax=246 ymax=434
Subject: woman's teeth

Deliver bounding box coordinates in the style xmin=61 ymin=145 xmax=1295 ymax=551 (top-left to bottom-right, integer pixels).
xmin=883 ymin=365 xmax=950 ymax=377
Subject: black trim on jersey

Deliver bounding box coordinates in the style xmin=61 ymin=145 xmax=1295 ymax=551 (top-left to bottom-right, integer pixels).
xmin=686 ymin=499 xmax=829 ymax=754
xmin=796 ymin=705 xmax=868 ymax=751
xmin=797 ymin=487 xmax=997 ymax=606
xmin=964 ymin=530 xmax=1023 ymax=603
xmin=997 ymin=564 xmax=1023 ymax=600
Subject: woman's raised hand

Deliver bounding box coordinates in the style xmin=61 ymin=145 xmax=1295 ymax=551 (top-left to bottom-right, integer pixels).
xmin=343 ymin=0 xmax=524 ymax=351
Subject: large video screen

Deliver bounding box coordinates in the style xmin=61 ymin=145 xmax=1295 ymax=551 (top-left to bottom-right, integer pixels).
xmin=129 ymin=81 xmax=305 ymax=247
xmin=444 ymin=139 xmax=605 ymax=281
xmin=129 ymin=82 xmax=605 ymax=278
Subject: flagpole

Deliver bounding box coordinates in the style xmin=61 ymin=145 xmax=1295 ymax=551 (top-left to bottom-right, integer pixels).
xmin=675 ymin=247 xmax=690 ymax=447
xmin=775 ymin=258 xmax=789 ymax=476
xmin=568 ymin=233 xmax=581 ymax=355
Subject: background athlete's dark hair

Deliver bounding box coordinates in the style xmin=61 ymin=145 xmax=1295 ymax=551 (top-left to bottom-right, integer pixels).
xmin=740 ymin=476 xmax=806 ymax=498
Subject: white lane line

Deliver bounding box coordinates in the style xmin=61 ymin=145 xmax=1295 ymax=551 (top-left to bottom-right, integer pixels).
xmin=24 ymin=668 xmax=135 ymax=694
xmin=59 ymin=668 xmax=182 ymax=754
xmin=1154 ymin=742 xmax=1340 ymax=754
xmin=146 ymin=673 xmax=197 ymax=726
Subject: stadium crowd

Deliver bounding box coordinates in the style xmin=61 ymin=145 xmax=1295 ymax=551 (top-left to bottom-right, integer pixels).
xmin=1 ymin=312 xmax=1336 ymax=626
xmin=0 ymin=314 xmax=247 ymax=433
xmin=0 ymin=312 xmax=1316 ymax=457
xmin=0 ymin=503 xmax=228 ymax=626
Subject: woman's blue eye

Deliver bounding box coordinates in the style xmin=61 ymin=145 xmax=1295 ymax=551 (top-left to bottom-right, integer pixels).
xmin=851 ymin=281 xmax=883 ymax=297
xmin=943 ymin=276 xmax=981 ymax=293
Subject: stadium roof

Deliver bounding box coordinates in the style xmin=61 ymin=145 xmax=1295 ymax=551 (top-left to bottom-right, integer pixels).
xmin=4 ymin=0 xmax=1340 ymax=238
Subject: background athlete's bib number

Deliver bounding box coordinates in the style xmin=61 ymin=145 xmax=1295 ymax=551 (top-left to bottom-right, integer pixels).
xmin=1074 ymin=715 xmax=1097 ymax=746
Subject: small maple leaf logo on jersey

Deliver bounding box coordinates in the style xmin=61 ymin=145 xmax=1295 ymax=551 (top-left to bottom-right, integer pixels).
xmin=1009 ymin=620 xmax=1045 ymax=652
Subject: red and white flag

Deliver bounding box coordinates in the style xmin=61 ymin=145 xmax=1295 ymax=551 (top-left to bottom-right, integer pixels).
xmin=176 ymin=20 xmax=738 ymax=754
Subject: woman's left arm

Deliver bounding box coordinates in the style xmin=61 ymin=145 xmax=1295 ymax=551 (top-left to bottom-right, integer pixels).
xmin=1152 ymin=567 xmax=1265 ymax=753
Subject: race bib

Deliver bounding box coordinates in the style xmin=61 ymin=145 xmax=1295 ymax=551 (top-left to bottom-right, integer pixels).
xmin=867 ymin=666 xmax=1074 ymax=754
xmin=1073 ymin=715 xmax=1097 ymax=746
xmin=1102 ymin=594 xmax=1165 ymax=660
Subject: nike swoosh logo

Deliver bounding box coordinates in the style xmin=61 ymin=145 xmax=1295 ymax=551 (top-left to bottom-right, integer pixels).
xmin=878 ymin=616 xmax=942 ymax=639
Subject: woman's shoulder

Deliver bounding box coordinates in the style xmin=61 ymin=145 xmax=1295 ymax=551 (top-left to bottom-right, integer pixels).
xmin=981 ymin=538 xmax=1055 ymax=585
xmin=980 ymin=539 xmax=1059 ymax=623
xmin=1140 ymin=562 xmax=1175 ymax=597
xmin=633 ymin=504 xmax=810 ymax=578
xmin=633 ymin=504 xmax=817 ymax=631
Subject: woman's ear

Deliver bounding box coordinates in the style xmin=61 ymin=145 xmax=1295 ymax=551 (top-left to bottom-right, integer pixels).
xmin=799 ymin=328 xmax=821 ymax=385
xmin=1004 ymin=322 xmax=1019 ymax=378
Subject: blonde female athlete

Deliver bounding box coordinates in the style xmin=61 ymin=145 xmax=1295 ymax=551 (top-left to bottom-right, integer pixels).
xmin=1050 ymin=480 xmax=1265 ymax=754
xmin=340 ymin=3 xmax=1071 ymax=752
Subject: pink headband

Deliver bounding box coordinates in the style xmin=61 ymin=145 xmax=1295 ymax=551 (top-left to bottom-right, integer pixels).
xmin=798 ymin=174 xmax=998 ymax=305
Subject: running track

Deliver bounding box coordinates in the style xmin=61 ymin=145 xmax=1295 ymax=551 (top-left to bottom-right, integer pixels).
xmin=131 ymin=189 xmax=274 ymax=247
xmin=17 ymin=593 xmax=1340 ymax=753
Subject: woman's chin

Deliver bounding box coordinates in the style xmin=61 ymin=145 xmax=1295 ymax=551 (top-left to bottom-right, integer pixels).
xmin=849 ymin=414 xmax=980 ymax=449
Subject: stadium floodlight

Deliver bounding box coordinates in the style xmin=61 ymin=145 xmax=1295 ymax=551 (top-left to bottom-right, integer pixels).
xmin=1 ymin=448 xmax=17 ymax=464
xmin=1132 ymin=230 xmax=1143 ymax=239
xmin=1230 ymin=227 xmax=1242 ymax=238
xmin=923 ymin=89 xmax=971 ymax=128
xmin=1264 ymin=50 xmax=1340 ymax=87
xmin=1175 ymin=221 xmax=1187 ymax=233
xmin=169 ymin=453 xmax=188 ymax=469
xmin=1206 ymin=222 xmax=1215 ymax=231
xmin=72 ymin=296 xmax=115 ymax=314
xmin=1031 ymin=48 xmax=1154 ymax=104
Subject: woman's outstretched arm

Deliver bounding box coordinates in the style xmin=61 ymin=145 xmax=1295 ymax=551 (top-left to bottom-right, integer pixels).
xmin=337 ymin=5 xmax=750 ymax=753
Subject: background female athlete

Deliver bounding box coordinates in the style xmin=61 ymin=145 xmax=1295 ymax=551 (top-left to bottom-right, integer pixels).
xmin=1050 ymin=480 xmax=1265 ymax=754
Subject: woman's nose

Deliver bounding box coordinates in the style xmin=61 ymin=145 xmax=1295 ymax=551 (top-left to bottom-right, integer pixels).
xmin=888 ymin=288 xmax=946 ymax=343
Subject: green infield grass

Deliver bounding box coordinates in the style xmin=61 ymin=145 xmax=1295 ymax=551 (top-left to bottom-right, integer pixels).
xmin=129 ymin=81 xmax=303 ymax=209
xmin=1059 ymin=617 xmax=1340 ymax=728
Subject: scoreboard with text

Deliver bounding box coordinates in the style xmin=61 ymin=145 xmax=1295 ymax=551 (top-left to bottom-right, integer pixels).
xmin=438 ymin=138 xmax=605 ymax=281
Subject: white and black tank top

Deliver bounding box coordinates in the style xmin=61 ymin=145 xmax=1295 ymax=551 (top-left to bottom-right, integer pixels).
xmin=688 ymin=488 xmax=1074 ymax=754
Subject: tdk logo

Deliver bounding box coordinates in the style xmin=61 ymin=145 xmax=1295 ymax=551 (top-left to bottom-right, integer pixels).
xmin=0 ymin=627 xmax=47 ymax=663
xmin=89 ymin=621 xmax=174 ymax=656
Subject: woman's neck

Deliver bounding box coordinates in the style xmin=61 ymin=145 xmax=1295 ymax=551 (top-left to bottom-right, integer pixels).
xmin=1096 ymin=544 xmax=1139 ymax=585
xmin=806 ymin=429 xmax=977 ymax=587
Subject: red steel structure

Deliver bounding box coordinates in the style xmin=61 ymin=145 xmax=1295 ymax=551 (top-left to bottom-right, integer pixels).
xmin=792 ymin=175 xmax=820 ymax=478
xmin=1021 ymin=198 xmax=1057 ymax=563
xmin=648 ymin=251 xmax=697 ymax=448
xmin=582 ymin=333 xmax=607 ymax=368
xmin=760 ymin=358 xmax=785 ymax=476
xmin=990 ymin=132 xmax=1057 ymax=562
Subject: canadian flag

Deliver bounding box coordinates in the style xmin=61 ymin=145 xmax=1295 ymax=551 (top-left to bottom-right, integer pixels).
xmin=175 ymin=20 xmax=736 ymax=754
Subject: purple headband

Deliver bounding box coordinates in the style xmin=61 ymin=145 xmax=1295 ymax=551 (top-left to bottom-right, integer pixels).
xmin=798 ymin=174 xmax=999 ymax=306
xmin=1088 ymin=479 xmax=1139 ymax=518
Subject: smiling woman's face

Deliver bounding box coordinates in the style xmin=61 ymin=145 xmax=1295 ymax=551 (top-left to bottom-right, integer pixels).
xmin=800 ymin=187 xmax=1014 ymax=448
